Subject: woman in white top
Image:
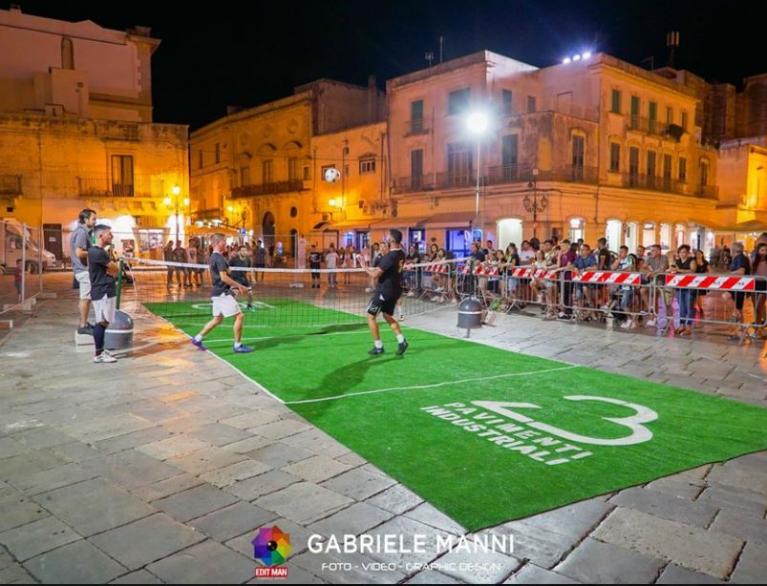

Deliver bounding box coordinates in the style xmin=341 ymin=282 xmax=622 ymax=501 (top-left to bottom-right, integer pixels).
xmin=325 ymin=244 xmax=339 ymax=288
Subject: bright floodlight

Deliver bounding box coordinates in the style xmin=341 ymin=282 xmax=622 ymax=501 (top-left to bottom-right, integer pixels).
xmin=573 ymin=54 xmax=582 ymax=62
xmin=563 ymin=57 xmax=572 ymax=64
xmin=172 ymin=184 xmax=181 ymax=196
xmin=467 ymin=111 xmax=489 ymax=135
xmin=583 ymin=51 xmax=592 ymax=59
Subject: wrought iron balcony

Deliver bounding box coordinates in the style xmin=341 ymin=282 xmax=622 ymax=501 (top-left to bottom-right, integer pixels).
xmin=231 ymin=180 xmax=304 ymax=197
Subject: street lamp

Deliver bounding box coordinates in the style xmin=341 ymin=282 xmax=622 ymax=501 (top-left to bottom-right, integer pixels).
xmin=165 ymin=184 xmax=188 ymax=243
xmin=523 ymin=168 xmax=549 ymax=239
xmin=467 ymin=111 xmax=489 ymax=241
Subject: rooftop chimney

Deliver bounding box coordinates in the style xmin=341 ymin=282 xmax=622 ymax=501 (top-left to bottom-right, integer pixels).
xmin=666 ymin=31 xmax=680 ymax=69
xmin=367 ymin=75 xmax=378 ymax=122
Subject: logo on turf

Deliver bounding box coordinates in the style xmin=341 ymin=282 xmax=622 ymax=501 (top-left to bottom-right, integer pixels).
xmin=253 ymin=526 xmax=291 ymax=579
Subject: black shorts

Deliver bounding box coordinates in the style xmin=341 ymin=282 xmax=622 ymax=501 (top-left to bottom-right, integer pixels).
xmin=367 ymin=291 xmax=400 ymax=317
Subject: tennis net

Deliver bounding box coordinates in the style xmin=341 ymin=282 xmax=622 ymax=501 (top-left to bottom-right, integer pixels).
xmin=117 ymin=256 xmax=467 ymax=329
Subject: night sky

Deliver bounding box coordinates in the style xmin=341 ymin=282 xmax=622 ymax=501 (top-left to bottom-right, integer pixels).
xmin=7 ymin=1 xmax=766 ymax=130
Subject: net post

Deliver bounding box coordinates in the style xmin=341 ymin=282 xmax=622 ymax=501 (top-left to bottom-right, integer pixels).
xmin=116 ymin=259 xmax=124 ymax=310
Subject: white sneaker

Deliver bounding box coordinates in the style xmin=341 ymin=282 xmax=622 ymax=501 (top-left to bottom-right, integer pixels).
xmin=646 ymin=319 xmax=656 ymax=327
xmin=620 ymin=319 xmax=634 ymax=329
xmin=93 ymin=352 xmax=117 ymax=364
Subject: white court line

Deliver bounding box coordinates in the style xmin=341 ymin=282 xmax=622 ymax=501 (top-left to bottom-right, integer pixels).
xmin=205 ymin=350 xmax=286 ymax=405
xmin=284 ymin=365 xmax=579 ymax=406
xmin=200 ymin=329 xmax=372 ymax=346
xmin=148 ymin=313 xmax=287 ymax=405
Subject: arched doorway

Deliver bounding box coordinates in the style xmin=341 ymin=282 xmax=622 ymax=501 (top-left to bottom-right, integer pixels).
xmin=290 ymin=229 xmax=298 ymax=259
xmin=497 ymin=218 xmax=523 ymax=251
xmin=262 ymin=212 xmax=275 ymax=251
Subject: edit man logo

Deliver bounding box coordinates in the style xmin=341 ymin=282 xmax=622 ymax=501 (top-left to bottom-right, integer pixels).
xmin=253 ymin=526 xmax=291 ymax=580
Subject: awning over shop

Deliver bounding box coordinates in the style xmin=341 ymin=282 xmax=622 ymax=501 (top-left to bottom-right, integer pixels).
xmin=711 ymin=220 xmax=767 ymax=233
xmin=369 ymin=217 xmax=426 ymax=230
xmin=423 ymin=212 xmax=475 ymax=229
xmin=312 ymin=220 xmax=373 ymax=232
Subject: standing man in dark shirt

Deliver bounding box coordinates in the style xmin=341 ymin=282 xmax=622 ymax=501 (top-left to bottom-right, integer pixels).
xmin=70 ymin=208 xmax=97 ymax=336
xmin=365 ymin=229 xmax=408 ymax=356
xmin=191 ymin=234 xmax=254 ymax=353
xmin=88 ymin=225 xmax=119 ymax=363
xmin=309 ymin=244 xmax=322 ymax=289
xmin=596 ymin=238 xmax=612 ymax=270
xmin=229 ymin=245 xmax=255 ymax=310
xmin=470 ymin=242 xmax=486 ymax=262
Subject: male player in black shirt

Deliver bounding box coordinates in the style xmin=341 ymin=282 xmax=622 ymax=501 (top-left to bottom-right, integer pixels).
xmin=88 ymin=225 xmax=119 ymax=363
xmin=309 ymin=244 xmax=322 ymax=289
xmin=364 ymin=229 xmax=408 ymax=356
xmin=229 ymin=245 xmax=256 ymax=310
xmin=191 ymin=234 xmax=254 ymax=353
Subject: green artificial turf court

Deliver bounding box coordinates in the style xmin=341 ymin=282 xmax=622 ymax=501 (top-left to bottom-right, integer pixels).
xmin=146 ymin=298 xmax=767 ymax=531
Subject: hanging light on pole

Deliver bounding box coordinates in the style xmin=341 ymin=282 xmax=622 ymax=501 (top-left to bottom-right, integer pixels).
xmin=467 ymin=111 xmax=489 ymax=241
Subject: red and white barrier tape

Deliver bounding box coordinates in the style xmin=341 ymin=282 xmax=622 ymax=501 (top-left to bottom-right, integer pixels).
xmin=574 ymin=271 xmax=642 ymax=285
xmin=665 ymin=274 xmax=756 ymax=291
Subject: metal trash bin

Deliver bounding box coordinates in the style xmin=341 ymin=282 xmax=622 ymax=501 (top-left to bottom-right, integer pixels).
xmin=458 ymin=297 xmax=483 ymax=337
xmin=105 ymin=310 xmax=134 ymax=351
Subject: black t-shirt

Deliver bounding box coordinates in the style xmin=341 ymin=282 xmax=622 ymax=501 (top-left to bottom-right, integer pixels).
xmin=210 ymin=252 xmax=231 ymax=296
xmin=229 ymin=255 xmax=251 ymax=284
xmin=88 ymin=247 xmax=116 ymax=300
xmin=508 ymin=253 xmax=521 ymax=267
xmin=407 ymin=252 xmax=421 ymax=264
xmin=597 ymin=248 xmax=612 ymax=270
xmin=378 ymin=249 xmax=406 ymax=297
xmin=471 ymin=250 xmax=487 ymax=262
xmin=309 ymin=251 xmax=322 ymax=269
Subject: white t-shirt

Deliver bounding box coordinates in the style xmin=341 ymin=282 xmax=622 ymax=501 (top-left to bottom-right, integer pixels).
xmin=325 ymin=251 xmax=339 ymax=269
xmin=519 ymin=250 xmax=535 ymax=264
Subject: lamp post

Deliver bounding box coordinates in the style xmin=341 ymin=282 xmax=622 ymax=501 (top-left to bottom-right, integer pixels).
xmin=164 ymin=184 xmax=189 ymax=244
xmin=523 ymin=168 xmax=548 ymax=240
xmin=467 ymin=111 xmax=489 ymax=242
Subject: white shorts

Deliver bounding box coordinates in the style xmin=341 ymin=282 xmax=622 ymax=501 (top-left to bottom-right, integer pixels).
xmin=93 ymin=294 xmax=116 ymax=324
xmin=212 ymin=294 xmax=241 ymax=318
xmin=75 ymin=271 xmax=91 ymax=300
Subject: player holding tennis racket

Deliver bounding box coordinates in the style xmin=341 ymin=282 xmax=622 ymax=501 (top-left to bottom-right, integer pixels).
xmin=364 ymin=229 xmax=409 ymax=356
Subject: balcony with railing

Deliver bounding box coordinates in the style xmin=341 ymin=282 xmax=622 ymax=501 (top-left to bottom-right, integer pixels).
xmin=436 ymin=171 xmax=475 ymax=190
xmin=0 ymin=174 xmax=22 ymax=195
xmin=620 ymin=173 xmax=695 ymax=196
xmin=485 ymin=164 xmax=599 ymax=186
xmin=231 ymin=180 xmax=305 ymax=198
xmin=696 ymin=184 xmax=719 ymax=199
xmin=393 ymin=164 xmax=601 ymax=195
xmin=77 ymin=175 xmax=164 ymax=198
xmin=626 ymin=116 xmax=674 ymax=138
xmin=404 ymin=119 xmax=430 ymax=136
xmin=391 ymin=175 xmax=434 ymax=194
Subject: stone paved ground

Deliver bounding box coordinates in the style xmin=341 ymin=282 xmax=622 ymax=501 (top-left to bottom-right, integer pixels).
xmin=0 ymin=275 xmax=765 ymax=584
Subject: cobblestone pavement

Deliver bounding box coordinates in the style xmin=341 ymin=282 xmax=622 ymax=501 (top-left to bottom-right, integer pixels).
xmin=0 ymin=275 xmax=765 ymax=584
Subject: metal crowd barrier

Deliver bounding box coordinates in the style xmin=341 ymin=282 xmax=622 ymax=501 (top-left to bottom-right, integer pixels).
xmin=451 ymin=262 xmax=767 ymax=341
xmin=661 ymin=272 xmax=767 ymax=339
